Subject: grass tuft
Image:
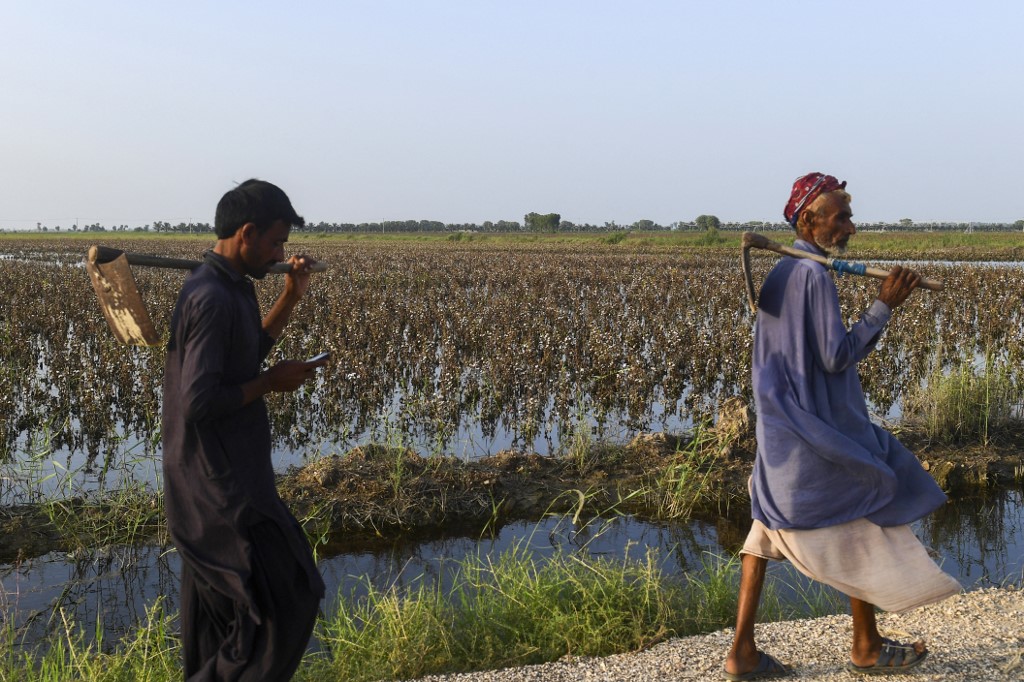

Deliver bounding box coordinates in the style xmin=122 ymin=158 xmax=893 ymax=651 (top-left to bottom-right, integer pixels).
xmin=303 ymin=541 xmax=842 ymax=682
xmin=903 ymin=352 xmax=1023 ymax=445
xmin=648 ymin=423 xmax=729 ymax=519
xmin=0 ymin=600 xmax=178 ymax=682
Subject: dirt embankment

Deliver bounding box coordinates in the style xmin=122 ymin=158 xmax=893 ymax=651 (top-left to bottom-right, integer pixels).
xmin=2 ymin=401 xmax=1023 ymax=563
xmin=276 ymin=407 xmax=1024 ymax=553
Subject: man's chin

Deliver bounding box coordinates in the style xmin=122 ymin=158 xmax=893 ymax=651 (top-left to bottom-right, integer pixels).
xmin=817 ymin=240 xmax=849 ymax=256
xmin=246 ymin=264 xmax=273 ymax=280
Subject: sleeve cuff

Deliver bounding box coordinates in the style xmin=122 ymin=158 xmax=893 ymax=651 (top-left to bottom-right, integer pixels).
xmin=866 ymin=299 xmax=892 ymax=325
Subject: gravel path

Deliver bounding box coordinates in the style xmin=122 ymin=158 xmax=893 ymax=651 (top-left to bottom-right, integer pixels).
xmin=408 ymin=587 xmax=1024 ymax=681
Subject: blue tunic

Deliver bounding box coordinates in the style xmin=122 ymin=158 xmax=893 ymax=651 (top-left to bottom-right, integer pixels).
xmin=750 ymin=240 xmax=946 ymax=530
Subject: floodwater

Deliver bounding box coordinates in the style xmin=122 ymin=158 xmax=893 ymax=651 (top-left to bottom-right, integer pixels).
xmin=3 ymin=485 xmax=1022 ymax=652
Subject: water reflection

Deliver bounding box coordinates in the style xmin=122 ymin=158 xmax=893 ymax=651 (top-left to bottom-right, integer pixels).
xmin=918 ymin=488 xmax=1024 ymax=585
xmin=3 ymin=487 xmax=1022 ymax=651
xmin=1 ymin=545 xmax=178 ymax=647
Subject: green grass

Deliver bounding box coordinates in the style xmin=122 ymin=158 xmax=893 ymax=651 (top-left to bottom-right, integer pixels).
xmin=903 ymin=352 xmax=1023 ymax=445
xmin=0 ymin=601 xmax=179 ymax=682
xmin=648 ymin=423 xmax=732 ymax=519
xmin=308 ymin=543 xmax=683 ymax=680
xmin=0 ymin=432 xmax=166 ymax=554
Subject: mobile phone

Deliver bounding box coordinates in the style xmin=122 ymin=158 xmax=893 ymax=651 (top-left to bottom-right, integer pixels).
xmin=306 ymin=351 xmax=331 ymax=363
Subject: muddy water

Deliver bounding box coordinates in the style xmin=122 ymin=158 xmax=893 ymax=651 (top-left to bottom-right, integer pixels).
xmin=3 ymin=486 xmax=1022 ymax=652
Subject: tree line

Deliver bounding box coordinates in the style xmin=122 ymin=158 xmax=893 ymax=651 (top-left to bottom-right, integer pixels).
xmin=18 ymin=215 xmax=1024 ymax=234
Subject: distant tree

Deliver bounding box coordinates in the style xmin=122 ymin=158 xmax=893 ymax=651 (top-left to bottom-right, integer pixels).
xmin=1015 ymin=219 xmax=1024 ymax=231
xmin=632 ymin=219 xmax=656 ymax=231
xmin=695 ymin=215 xmax=721 ymax=232
xmin=899 ymin=218 xmax=913 ymax=228
xmin=524 ymin=212 xmax=560 ymax=232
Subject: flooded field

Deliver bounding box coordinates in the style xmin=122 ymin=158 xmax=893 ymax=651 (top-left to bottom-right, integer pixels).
xmin=3 ymin=235 xmax=1023 ymax=481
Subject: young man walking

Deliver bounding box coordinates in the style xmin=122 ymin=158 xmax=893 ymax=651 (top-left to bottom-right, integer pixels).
xmin=162 ymin=179 xmax=328 ymax=681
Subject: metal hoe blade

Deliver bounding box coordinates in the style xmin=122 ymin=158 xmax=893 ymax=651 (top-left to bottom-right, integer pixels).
xmin=85 ymin=251 xmax=161 ymax=346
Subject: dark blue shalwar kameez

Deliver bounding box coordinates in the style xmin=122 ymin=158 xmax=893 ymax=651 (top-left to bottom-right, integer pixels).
xmin=162 ymin=252 xmax=325 ymax=681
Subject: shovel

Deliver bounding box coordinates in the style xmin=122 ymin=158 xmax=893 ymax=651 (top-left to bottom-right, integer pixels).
xmin=85 ymin=245 xmax=326 ymax=346
xmin=740 ymin=232 xmax=943 ymax=313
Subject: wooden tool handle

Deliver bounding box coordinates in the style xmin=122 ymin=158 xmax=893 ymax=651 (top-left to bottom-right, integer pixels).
xmin=741 ymin=232 xmax=943 ymax=291
xmin=89 ymin=245 xmax=199 ymax=270
xmin=87 ymin=245 xmax=327 ymax=273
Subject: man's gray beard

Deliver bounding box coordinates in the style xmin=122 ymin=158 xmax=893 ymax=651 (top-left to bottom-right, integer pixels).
xmin=815 ymin=237 xmax=847 ymax=256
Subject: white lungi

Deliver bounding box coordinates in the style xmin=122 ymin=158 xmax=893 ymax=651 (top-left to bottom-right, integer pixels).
xmin=742 ymin=518 xmax=961 ymax=613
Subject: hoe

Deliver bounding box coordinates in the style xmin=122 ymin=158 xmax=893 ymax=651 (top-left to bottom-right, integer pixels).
xmin=740 ymin=232 xmax=943 ymax=314
xmin=85 ymin=245 xmax=326 ymax=346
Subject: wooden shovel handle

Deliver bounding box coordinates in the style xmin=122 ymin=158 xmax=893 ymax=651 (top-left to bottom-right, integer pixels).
xmin=741 ymin=232 xmax=943 ymax=291
xmin=87 ymin=245 xmax=327 ymax=273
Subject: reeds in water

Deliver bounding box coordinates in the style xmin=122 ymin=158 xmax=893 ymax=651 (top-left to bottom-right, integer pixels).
xmin=903 ymin=351 xmax=1023 ymax=445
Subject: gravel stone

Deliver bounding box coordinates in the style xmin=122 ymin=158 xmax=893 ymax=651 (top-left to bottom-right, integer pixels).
xmin=406 ymin=587 xmax=1024 ymax=681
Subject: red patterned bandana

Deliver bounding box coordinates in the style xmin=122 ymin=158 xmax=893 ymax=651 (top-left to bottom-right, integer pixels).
xmin=784 ymin=172 xmax=846 ymax=226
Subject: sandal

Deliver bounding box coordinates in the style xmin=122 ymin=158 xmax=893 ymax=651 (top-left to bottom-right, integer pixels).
xmin=847 ymin=637 xmax=929 ymax=676
xmin=723 ymin=650 xmax=791 ymax=680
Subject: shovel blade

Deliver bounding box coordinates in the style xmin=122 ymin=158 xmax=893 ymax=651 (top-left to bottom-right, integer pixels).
xmin=741 ymin=245 xmax=758 ymax=314
xmin=86 ymin=252 xmax=161 ymax=346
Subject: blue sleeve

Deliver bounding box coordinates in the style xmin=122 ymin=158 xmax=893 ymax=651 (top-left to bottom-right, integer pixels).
xmin=806 ymin=269 xmax=891 ymax=374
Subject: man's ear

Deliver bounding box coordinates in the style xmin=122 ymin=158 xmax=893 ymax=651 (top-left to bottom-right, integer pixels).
xmin=238 ymin=222 xmax=258 ymax=244
xmin=794 ymin=210 xmax=815 ymax=239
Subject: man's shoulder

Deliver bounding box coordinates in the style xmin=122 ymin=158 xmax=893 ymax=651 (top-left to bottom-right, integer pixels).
xmin=760 ymin=257 xmax=833 ymax=315
xmin=766 ymin=254 xmax=829 ymax=285
xmin=179 ymin=265 xmax=235 ymax=310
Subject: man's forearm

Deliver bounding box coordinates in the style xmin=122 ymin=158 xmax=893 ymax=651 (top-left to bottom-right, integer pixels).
xmin=239 ymin=372 xmax=271 ymax=406
xmin=262 ymin=290 xmax=300 ymax=340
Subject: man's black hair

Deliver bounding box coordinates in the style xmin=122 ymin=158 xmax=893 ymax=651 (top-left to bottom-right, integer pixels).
xmin=214 ymin=179 xmax=305 ymax=238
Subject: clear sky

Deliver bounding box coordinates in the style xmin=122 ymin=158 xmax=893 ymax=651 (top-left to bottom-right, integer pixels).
xmin=1 ymin=1 xmax=1021 ymax=229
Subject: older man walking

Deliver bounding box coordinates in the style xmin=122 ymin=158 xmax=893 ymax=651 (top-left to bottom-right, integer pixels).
xmin=723 ymin=173 xmax=960 ymax=680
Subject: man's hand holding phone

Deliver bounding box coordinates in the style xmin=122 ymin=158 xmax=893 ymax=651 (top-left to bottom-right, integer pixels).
xmin=306 ymin=351 xmax=331 ymax=367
